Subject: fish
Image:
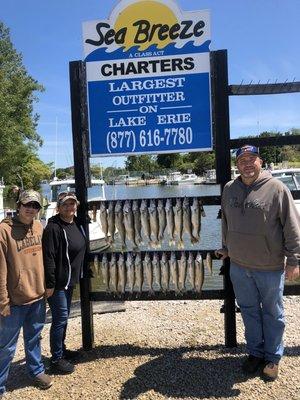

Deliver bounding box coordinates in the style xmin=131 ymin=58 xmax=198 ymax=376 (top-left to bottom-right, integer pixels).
xmin=109 ymin=254 xmax=117 ymax=293
xmin=185 ymin=252 xmax=195 ymax=291
xmin=195 ymin=252 xmax=204 ymax=293
xmin=142 ymin=252 xmax=153 ymax=293
xmin=117 ymin=253 xmax=126 ymax=294
xmin=169 ymin=252 xmax=179 ymax=293
xmin=157 ymin=199 xmax=167 ymax=240
xmin=123 ymin=200 xmax=137 ymax=247
xmin=149 ymin=199 xmax=159 ymax=244
xmin=101 ymin=254 xmax=109 ymax=291
xmin=115 ymin=200 xmax=126 ymax=247
xmin=140 ymin=199 xmax=151 ymax=243
xmin=205 ymin=252 xmax=213 ymax=276
xmin=152 ymin=252 xmax=161 ymax=291
xmin=165 ymin=198 xmax=175 ymax=244
xmin=183 ymin=197 xmax=198 ymax=244
xmin=107 ymin=201 xmax=115 ymax=243
xmin=132 ymin=200 xmax=142 ymax=244
xmin=160 ymin=252 xmax=169 ymax=292
xmin=191 ymin=197 xmax=201 ymax=241
xmin=174 ymin=198 xmax=183 ymax=246
xmin=99 ymin=202 xmax=109 ymax=241
xmin=133 ymin=253 xmax=142 ymax=293
xmin=178 ymin=251 xmax=187 ymax=292
xmin=125 ymin=253 xmax=135 ymax=293
xmin=93 ymin=254 xmax=100 ymax=278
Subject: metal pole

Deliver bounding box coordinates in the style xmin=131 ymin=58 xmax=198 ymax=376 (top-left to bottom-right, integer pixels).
xmin=69 ymin=60 xmax=94 ymax=350
xmin=210 ymin=50 xmax=237 ymax=347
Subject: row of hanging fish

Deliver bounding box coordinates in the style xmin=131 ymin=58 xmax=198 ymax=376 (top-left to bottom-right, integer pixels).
xmin=93 ymin=251 xmax=212 ymax=294
xmin=99 ymin=198 xmax=206 ymax=248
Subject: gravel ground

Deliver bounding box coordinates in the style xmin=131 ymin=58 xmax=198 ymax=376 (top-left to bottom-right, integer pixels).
xmin=3 ymin=296 xmax=300 ymax=400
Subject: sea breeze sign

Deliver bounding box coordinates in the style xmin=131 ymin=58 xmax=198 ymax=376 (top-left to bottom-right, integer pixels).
xmin=82 ymin=0 xmax=212 ymax=156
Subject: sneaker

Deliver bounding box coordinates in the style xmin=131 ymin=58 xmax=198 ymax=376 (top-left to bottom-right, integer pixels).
xmin=51 ymin=358 xmax=75 ymax=374
xmin=262 ymin=362 xmax=279 ymax=381
xmin=242 ymin=355 xmax=265 ymax=374
xmin=32 ymin=372 xmax=53 ymax=390
xmin=63 ymin=348 xmax=81 ymax=360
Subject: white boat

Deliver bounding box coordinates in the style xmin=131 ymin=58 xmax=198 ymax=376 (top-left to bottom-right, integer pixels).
xmin=271 ymin=168 xmax=300 ymax=214
xmin=165 ymin=171 xmax=182 ymax=185
xmin=179 ymin=173 xmax=201 ymax=184
xmin=44 ymin=178 xmax=109 ymax=252
xmin=0 ymin=181 xmax=5 ymax=221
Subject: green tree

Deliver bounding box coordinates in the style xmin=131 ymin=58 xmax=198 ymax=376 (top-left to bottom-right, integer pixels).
xmin=0 ymin=22 xmax=49 ymax=190
xmin=125 ymin=155 xmax=156 ymax=173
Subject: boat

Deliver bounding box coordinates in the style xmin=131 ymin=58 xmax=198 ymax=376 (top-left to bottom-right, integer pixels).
xmin=0 ymin=181 xmax=5 ymax=220
xmin=43 ymin=178 xmax=109 ymax=252
xmin=271 ymin=168 xmax=300 ymax=214
xmin=165 ymin=171 xmax=182 ymax=185
xmin=179 ymin=173 xmax=202 ymax=184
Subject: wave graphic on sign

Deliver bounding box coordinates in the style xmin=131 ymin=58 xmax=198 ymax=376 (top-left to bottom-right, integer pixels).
xmin=84 ymin=40 xmax=211 ymax=62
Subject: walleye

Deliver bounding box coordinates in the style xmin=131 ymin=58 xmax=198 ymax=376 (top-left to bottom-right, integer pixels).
xmin=183 ymin=197 xmax=197 ymax=244
xmin=195 ymin=252 xmax=204 ymax=293
xmin=99 ymin=202 xmax=109 ymax=241
xmin=169 ymin=252 xmax=179 ymax=293
xmin=185 ymin=252 xmax=195 ymax=291
xmin=174 ymin=198 xmax=183 ymax=245
xmin=107 ymin=201 xmax=115 ymax=243
xmin=160 ymin=252 xmax=169 ymax=292
xmin=115 ymin=200 xmax=126 ymax=247
xmin=117 ymin=253 xmax=126 ymax=294
xmin=142 ymin=252 xmax=153 ymax=293
xmin=132 ymin=200 xmax=142 ymax=244
xmin=109 ymin=254 xmax=117 ymax=293
xmin=149 ymin=199 xmax=159 ymax=245
xmin=123 ymin=200 xmax=137 ymax=247
xmin=125 ymin=253 xmax=135 ymax=293
xmin=205 ymin=252 xmax=213 ymax=275
xmin=140 ymin=199 xmax=151 ymax=243
xmin=93 ymin=254 xmax=100 ymax=278
xmin=101 ymin=254 xmax=109 ymax=291
xmin=165 ymin=198 xmax=175 ymax=244
xmin=152 ymin=252 xmax=161 ymax=291
xmin=178 ymin=251 xmax=187 ymax=292
xmin=191 ymin=197 xmax=201 ymax=241
xmin=133 ymin=253 xmax=142 ymax=293
xmin=157 ymin=199 xmax=167 ymax=241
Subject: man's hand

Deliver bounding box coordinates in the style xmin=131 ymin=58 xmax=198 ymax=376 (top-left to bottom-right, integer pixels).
xmin=215 ymin=248 xmax=229 ymax=260
xmin=45 ymin=288 xmax=55 ymax=298
xmin=285 ymin=265 xmax=300 ymax=281
xmin=0 ymin=305 xmax=10 ymax=317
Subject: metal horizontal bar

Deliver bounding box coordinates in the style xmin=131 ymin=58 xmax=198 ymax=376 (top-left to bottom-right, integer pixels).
xmin=228 ymin=81 xmax=300 ymax=96
xmin=283 ymin=285 xmax=300 ymax=296
xmin=230 ymin=135 xmax=300 ymax=149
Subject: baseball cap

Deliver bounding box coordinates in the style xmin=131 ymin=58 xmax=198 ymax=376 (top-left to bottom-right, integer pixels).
xmin=18 ymin=190 xmax=42 ymax=207
xmin=57 ymin=191 xmax=79 ymax=206
xmin=236 ymin=145 xmax=260 ymax=160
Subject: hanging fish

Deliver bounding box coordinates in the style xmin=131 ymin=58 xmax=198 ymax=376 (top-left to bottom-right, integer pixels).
xmin=132 ymin=200 xmax=142 ymax=244
xmin=185 ymin=252 xmax=195 ymax=291
xmin=125 ymin=252 xmax=135 ymax=293
xmin=115 ymin=200 xmax=126 ymax=247
xmin=133 ymin=253 xmax=142 ymax=293
xmin=169 ymin=252 xmax=179 ymax=293
xmin=165 ymin=198 xmax=175 ymax=244
xmin=191 ymin=197 xmax=201 ymax=241
xmin=123 ymin=200 xmax=137 ymax=247
xmin=140 ymin=199 xmax=151 ymax=244
xmin=174 ymin=198 xmax=183 ymax=246
xmin=109 ymin=253 xmax=117 ymax=293
xmin=152 ymin=252 xmax=161 ymax=291
xmin=101 ymin=253 xmax=109 ymax=291
xmin=117 ymin=253 xmax=126 ymax=294
xmin=99 ymin=202 xmax=109 ymax=241
xmin=149 ymin=199 xmax=159 ymax=245
xmin=195 ymin=252 xmax=204 ymax=293
xmin=157 ymin=199 xmax=167 ymax=241
xmin=142 ymin=252 xmax=153 ymax=293
xmin=205 ymin=252 xmax=213 ymax=276
xmin=93 ymin=254 xmax=100 ymax=278
xmin=178 ymin=251 xmax=187 ymax=293
xmin=160 ymin=252 xmax=169 ymax=292
xmin=107 ymin=201 xmax=115 ymax=243
xmin=183 ymin=197 xmax=198 ymax=244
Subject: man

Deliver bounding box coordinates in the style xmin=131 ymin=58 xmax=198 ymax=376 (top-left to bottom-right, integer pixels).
xmin=0 ymin=190 xmax=53 ymax=396
xmin=216 ymin=145 xmax=300 ymax=381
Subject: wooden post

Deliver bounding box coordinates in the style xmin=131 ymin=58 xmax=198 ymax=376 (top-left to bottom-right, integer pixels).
xmin=69 ymin=60 xmax=94 ymax=350
xmin=210 ymin=50 xmax=237 ymax=347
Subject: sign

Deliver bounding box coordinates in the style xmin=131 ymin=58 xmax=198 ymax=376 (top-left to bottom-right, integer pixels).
xmin=83 ymin=0 xmax=212 ymax=156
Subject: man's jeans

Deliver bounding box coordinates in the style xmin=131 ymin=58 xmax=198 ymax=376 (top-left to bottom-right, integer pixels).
xmin=230 ymin=262 xmax=285 ymax=364
xmin=0 ymin=299 xmax=46 ymax=395
xmin=47 ymin=287 xmax=74 ymax=361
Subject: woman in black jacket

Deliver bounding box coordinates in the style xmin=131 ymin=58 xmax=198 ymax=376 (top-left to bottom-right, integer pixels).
xmin=42 ymin=192 xmax=86 ymax=374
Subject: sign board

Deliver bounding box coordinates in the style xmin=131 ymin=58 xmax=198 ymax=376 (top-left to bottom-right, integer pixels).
xmin=83 ymin=0 xmax=212 ymax=156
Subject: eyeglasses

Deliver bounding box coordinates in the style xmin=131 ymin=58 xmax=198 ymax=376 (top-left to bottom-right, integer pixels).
xmin=21 ymin=202 xmax=41 ymax=210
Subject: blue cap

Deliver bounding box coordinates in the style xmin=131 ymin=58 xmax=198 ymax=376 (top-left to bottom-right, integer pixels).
xmin=236 ymin=145 xmax=259 ymax=160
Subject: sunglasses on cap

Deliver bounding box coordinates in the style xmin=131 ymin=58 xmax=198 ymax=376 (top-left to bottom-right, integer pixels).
xmin=58 ymin=191 xmax=76 ymax=200
xmin=21 ymin=202 xmax=41 ymax=210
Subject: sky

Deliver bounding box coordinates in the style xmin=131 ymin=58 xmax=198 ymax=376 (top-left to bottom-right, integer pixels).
xmin=1 ymin=0 xmax=299 ymax=169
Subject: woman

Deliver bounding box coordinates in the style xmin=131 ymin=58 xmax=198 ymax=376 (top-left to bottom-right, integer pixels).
xmin=0 ymin=190 xmax=52 ymax=395
xmin=42 ymin=191 xmax=86 ymax=374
